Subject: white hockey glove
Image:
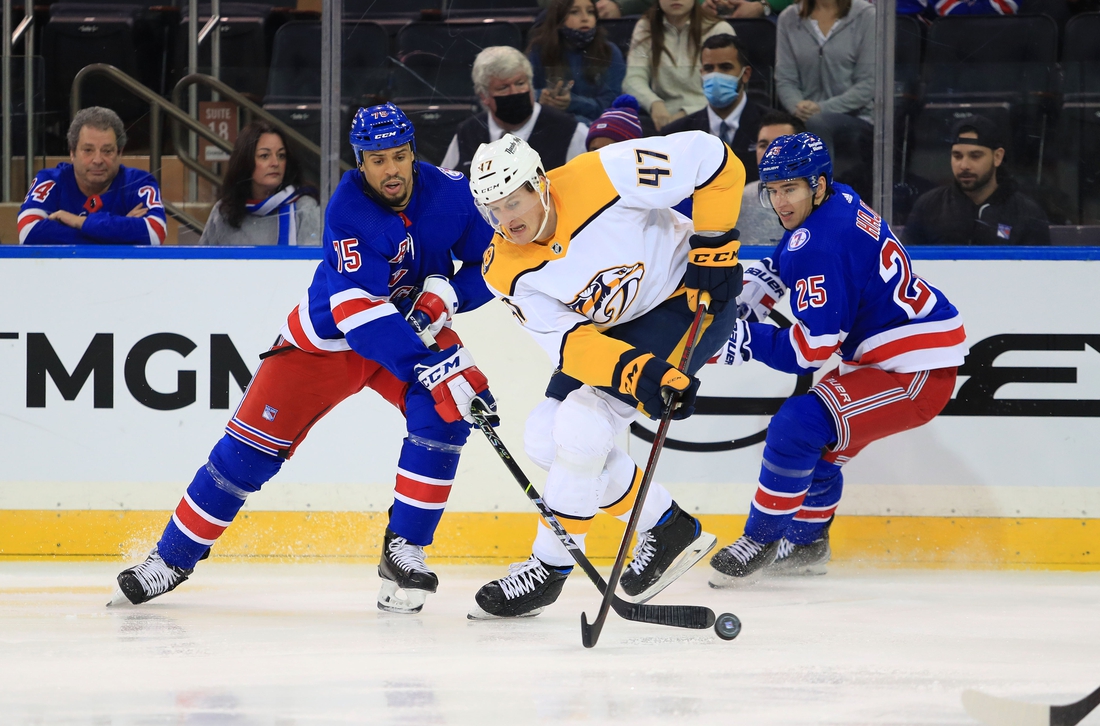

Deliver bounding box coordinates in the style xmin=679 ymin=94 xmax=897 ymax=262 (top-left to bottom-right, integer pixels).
xmin=737 ymin=257 xmax=785 ymax=323
xmin=415 ymin=345 xmax=498 ymax=425
xmin=406 ymin=275 xmax=459 ymax=339
xmin=709 ymin=319 xmax=752 ymax=366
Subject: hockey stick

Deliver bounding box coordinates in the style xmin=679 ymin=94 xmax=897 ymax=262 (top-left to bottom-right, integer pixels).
xmin=962 ymin=685 xmax=1100 ymax=726
xmin=469 ymin=399 xmax=716 ymax=631
xmin=580 ymin=293 xmax=712 ymax=649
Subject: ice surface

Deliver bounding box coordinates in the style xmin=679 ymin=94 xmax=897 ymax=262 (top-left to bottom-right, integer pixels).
xmin=1 ymin=561 xmax=1098 ymax=725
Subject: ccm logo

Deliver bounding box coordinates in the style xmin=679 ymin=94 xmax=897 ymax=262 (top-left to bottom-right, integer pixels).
xmin=691 ymin=250 xmax=736 ymax=264
xmin=424 ymin=356 xmax=463 ymax=385
xmin=376 ymin=131 xmax=398 ymax=139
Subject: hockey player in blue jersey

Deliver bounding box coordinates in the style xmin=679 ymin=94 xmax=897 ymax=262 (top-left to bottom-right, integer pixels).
xmin=18 ymin=107 xmax=167 ymax=245
xmin=707 ymin=133 xmax=968 ymax=584
xmin=110 ymin=103 xmax=498 ymax=613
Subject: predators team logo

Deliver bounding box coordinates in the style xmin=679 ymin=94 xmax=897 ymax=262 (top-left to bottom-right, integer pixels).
xmin=567 ymin=263 xmax=645 ymax=325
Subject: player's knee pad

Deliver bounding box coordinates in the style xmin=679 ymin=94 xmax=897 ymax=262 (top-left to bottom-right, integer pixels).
xmin=551 ymin=388 xmax=616 ymax=479
xmin=208 ymin=435 xmax=283 ymax=494
xmin=766 ymin=394 xmax=836 ymax=459
xmin=523 ymin=398 xmax=560 ymax=471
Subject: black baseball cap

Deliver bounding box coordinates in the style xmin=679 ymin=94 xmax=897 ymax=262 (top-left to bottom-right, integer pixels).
xmin=949 ymin=115 xmax=1004 ymax=150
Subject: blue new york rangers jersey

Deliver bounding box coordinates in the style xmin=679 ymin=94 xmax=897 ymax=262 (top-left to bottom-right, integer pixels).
xmin=748 ymin=183 xmax=968 ymax=375
xmin=280 ymin=162 xmax=494 ymax=380
xmin=18 ymin=163 xmax=167 ymax=245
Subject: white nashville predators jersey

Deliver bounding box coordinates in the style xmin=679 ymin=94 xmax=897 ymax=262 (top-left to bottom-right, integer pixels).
xmin=482 ymin=131 xmax=745 ymax=389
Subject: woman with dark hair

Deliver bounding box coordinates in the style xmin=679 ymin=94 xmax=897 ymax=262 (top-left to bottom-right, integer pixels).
xmin=527 ymin=0 xmax=625 ymax=124
xmin=199 ymin=122 xmax=320 ymax=246
xmin=622 ymin=0 xmax=733 ymax=131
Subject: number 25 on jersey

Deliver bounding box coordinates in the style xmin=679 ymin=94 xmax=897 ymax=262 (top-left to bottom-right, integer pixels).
xmin=795 ymin=275 xmax=827 ymax=312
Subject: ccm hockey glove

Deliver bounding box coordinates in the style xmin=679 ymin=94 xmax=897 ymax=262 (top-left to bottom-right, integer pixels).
xmin=406 ymin=275 xmax=460 ymax=340
xmin=615 ymin=350 xmax=700 ymax=420
xmin=415 ymin=345 xmax=498 ymax=425
xmin=709 ymin=319 xmax=752 ymax=366
xmin=685 ymin=228 xmax=743 ymax=313
xmin=737 ymin=257 xmax=785 ymax=323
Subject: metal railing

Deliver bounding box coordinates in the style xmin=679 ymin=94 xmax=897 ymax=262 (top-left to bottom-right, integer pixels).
xmin=2 ymin=4 xmax=35 ymax=202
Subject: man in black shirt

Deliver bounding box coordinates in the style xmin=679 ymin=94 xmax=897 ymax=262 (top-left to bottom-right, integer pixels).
xmin=904 ymin=116 xmax=1050 ymax=246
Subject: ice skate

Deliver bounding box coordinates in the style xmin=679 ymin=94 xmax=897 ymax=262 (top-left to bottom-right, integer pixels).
xmin=108 ymin=548 xmax=194 ymax=606
xmin=619 ymin=502 xmax=717 ymax=604
xmin=767 ymin=532 xmax=831 ymax=576
xmin=467 ymin=555 xmax=571 ymax=620
xmin=377 ymin=528 xmax=438 ymax=614
xmin=708 ymin=535 xmax=780 ymax=587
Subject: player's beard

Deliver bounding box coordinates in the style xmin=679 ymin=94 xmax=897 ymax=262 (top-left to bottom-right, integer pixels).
xmin=379 ymin=174 xmax=411 ymax=208
xmin=955 ymin=165 xmax=995 ymax=193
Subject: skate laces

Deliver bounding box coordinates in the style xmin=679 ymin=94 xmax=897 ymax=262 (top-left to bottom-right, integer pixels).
xmin=776 ymin=538 xmax=795 ymax=560
xmin=387 ymin=536 xmax=430 ymax=574
xmin=498 ymin=557 xmax=550 ymax=600
xmin=726 ymin=535 xmax=765 ymax=564
xmin=627 ymin=531 xmax=657 ymax=576
xmin=130 ymin=551 xmax=180 ymax=596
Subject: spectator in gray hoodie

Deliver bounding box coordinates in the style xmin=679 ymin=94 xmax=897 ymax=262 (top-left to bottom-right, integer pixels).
xmin=775 ymin=0 xmax=875 ymax=197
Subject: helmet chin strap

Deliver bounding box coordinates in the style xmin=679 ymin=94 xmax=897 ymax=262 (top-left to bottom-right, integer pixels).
xmin=530 ymin=178 xmax=552 ymax=242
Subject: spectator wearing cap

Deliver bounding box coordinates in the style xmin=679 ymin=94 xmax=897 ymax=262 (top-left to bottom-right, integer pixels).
xmin=441 ymin=46 xmax=589 ymax=177
xmin=738 ymin=109 xmax=805 ymax=245
xmin=586 ymin=94 xmax=643 ymax=151
xmin=903 ymin=116 xmax=1050 ymax=246
xmin=658 ymin=33 xmax=766 ymax=183
xmin=528 ymin=0 xmax=626 ymax=125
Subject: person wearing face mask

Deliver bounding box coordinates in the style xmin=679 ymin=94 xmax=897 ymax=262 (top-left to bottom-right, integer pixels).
xmin=659 ymin=33 xmax=765 ymax=184
xmin=441 ymin=46 xmax=590 ymax=177
xmin=528 ymin=0 xmax=626 ymax=124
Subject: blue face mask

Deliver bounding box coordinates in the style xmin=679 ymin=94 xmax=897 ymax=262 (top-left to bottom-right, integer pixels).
xmin=702 ymin=71 xmax=743 ymax=109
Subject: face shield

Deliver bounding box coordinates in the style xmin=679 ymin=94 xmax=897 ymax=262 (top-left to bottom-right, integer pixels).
xmin=476 ymin=176 xmax=552 ymax=244
xmin=758 ymin=179 xmax=815 ymax=211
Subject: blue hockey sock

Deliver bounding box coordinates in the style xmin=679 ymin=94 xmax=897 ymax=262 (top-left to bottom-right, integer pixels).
xmin=785 ymin=460 xmax=843 ymax=545
xmin=157 ymin=435 xmax=282 ymax=570
xmin=390 ymin=435 xmax=461 ymax=547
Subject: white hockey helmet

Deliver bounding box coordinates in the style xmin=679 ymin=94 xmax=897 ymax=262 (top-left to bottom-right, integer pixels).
xmin=469 ymin=133 xmax=551 ymax=243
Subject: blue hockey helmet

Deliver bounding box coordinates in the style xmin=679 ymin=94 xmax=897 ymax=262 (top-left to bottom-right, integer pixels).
xmin=349 ymin=103 xmax=416 ymax=162
xmin=758 ymin=132 xmax=833 ymax=191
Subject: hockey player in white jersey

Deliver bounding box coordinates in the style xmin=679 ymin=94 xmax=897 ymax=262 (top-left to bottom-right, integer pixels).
xmin=467 ymin=131 xmax=747 ymax=618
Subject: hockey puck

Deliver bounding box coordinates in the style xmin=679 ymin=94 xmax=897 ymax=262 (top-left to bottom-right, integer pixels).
xmin=714 ymin=612 xmax=741 ymax=641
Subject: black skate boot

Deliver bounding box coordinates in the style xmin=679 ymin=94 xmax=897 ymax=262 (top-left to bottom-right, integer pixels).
xmin=708 ymin=535 xmax=780 ymax=587
xmin=108 ymin=547 xmax=194 ymax=606
xmin=619 ymin=502 xmax=717 ymax=604
xmin=767 ymin=527 xmax=831 ymax=576
xmin=377 ymin=528 xmax=438 ymax=614
xmin=467 ymin=556 xmax=571 ymax=620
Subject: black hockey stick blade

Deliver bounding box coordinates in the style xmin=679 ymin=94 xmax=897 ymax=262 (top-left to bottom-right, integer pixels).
xmin=469 ymin=400 xmax=717 ymax=634
xmin=580 ymin=293 xmax=712 ymax=649
xmin=962 ymin=684 xmax=1100 ymax=726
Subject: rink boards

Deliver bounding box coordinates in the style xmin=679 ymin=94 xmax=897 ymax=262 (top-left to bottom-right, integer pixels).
xmin=0 ymin=247 xmax=1097 ymax=567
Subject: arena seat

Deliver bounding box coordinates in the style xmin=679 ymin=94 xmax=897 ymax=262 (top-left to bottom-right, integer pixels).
xmin=1055 ymin=12 xmax=1100 ymax=223
xmin=392 ymin=20 xmax=523 ymax=103
xmin=445 ymin=0 xmax=539 ymax=13
xmin=728 ymin=18 xmax=776 ymax=108
xmin=343 ymin=0 xmax=443 ymax=16
xmin=172 ymin=3 xmax=273 ymax=100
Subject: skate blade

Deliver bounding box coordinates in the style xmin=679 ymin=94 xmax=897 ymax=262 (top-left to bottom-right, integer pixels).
xmin=769 ymin=562 xmax=829 ymax=577
xmin=708 ymin=567 xmax=766 ymax=589
xmin=376 ymin=580 xmax=429 ymax=615
xmin=106 ymin=586 xmax=135 ymax=607
xmin=620 ymin=531 xmax=718 ymax=604
xmin=466 ymin=603 xmax=544 ymax=621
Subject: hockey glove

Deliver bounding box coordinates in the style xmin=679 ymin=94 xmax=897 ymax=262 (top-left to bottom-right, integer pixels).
xmin=737 ymin=257 xmax=785 ymax=323
xmin=414 ymin=345 xmax=499 ymax=425
xmin=708 ymin=319 xmax=752 ymax=366
xmin=685 ymin=228 xmax=743 ymax=314
xmin=407 ymin=275 xmax=460 ymax=340
xmin=615 ymin=350 xmax=700 ymax=420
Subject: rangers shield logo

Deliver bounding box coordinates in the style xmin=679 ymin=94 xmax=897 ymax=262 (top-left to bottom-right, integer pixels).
xmin=567 ymin=263 xmax=646 ymax=325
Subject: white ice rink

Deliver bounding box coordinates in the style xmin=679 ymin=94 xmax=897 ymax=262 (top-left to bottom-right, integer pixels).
xmin=1 ymin=561 xmax=1097 ymax=725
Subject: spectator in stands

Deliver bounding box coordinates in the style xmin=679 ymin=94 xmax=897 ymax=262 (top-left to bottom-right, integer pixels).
xmin=442 ymin=46 xmax=589 ymax=176
xmin=659 ymin=33 xmax=765 ymax=183
xmin=702 ymin=0 xmax=797 ymax=19
xmin=622 ymin=0 xmax=735 ymax=131
xmin=18 ymin=107 xmax=167 ymax=245
xmin=738 ymin=109 xmax=805 ymax=245
xmin=775 ymin=0 xmax=875 ymax=198
xmin=903 ymin=116 xmax=1050 ymax=246
xmin=200 ymin=121 xmax=320 ymax=246
xmin=528 ymin=0 xmax=627 ymax=124
xmin=586 ymin=94 xmax=644 ymax=150
xmin=539 ymin=0 xmax=654 ymax=18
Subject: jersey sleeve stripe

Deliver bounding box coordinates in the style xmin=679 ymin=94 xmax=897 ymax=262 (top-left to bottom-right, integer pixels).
xmin=330 ymin=287 xmax=387 ymax=306
xmin=17 ymin=210 xmax=47 ymax=243
xmin=331 ymin=297 xmax=386 ymax=326
xmin=790 ymin=322 xmax=841 ymax=369
xmin=334 ymin=302 xmax=399 ymax=334
xmin=145 ymin=217 xmax=166 ymax=245
xmin=281 ymin=298 xmax=352 ymax=354
xmin=853 ymin=325 xmax=967 ymax=367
